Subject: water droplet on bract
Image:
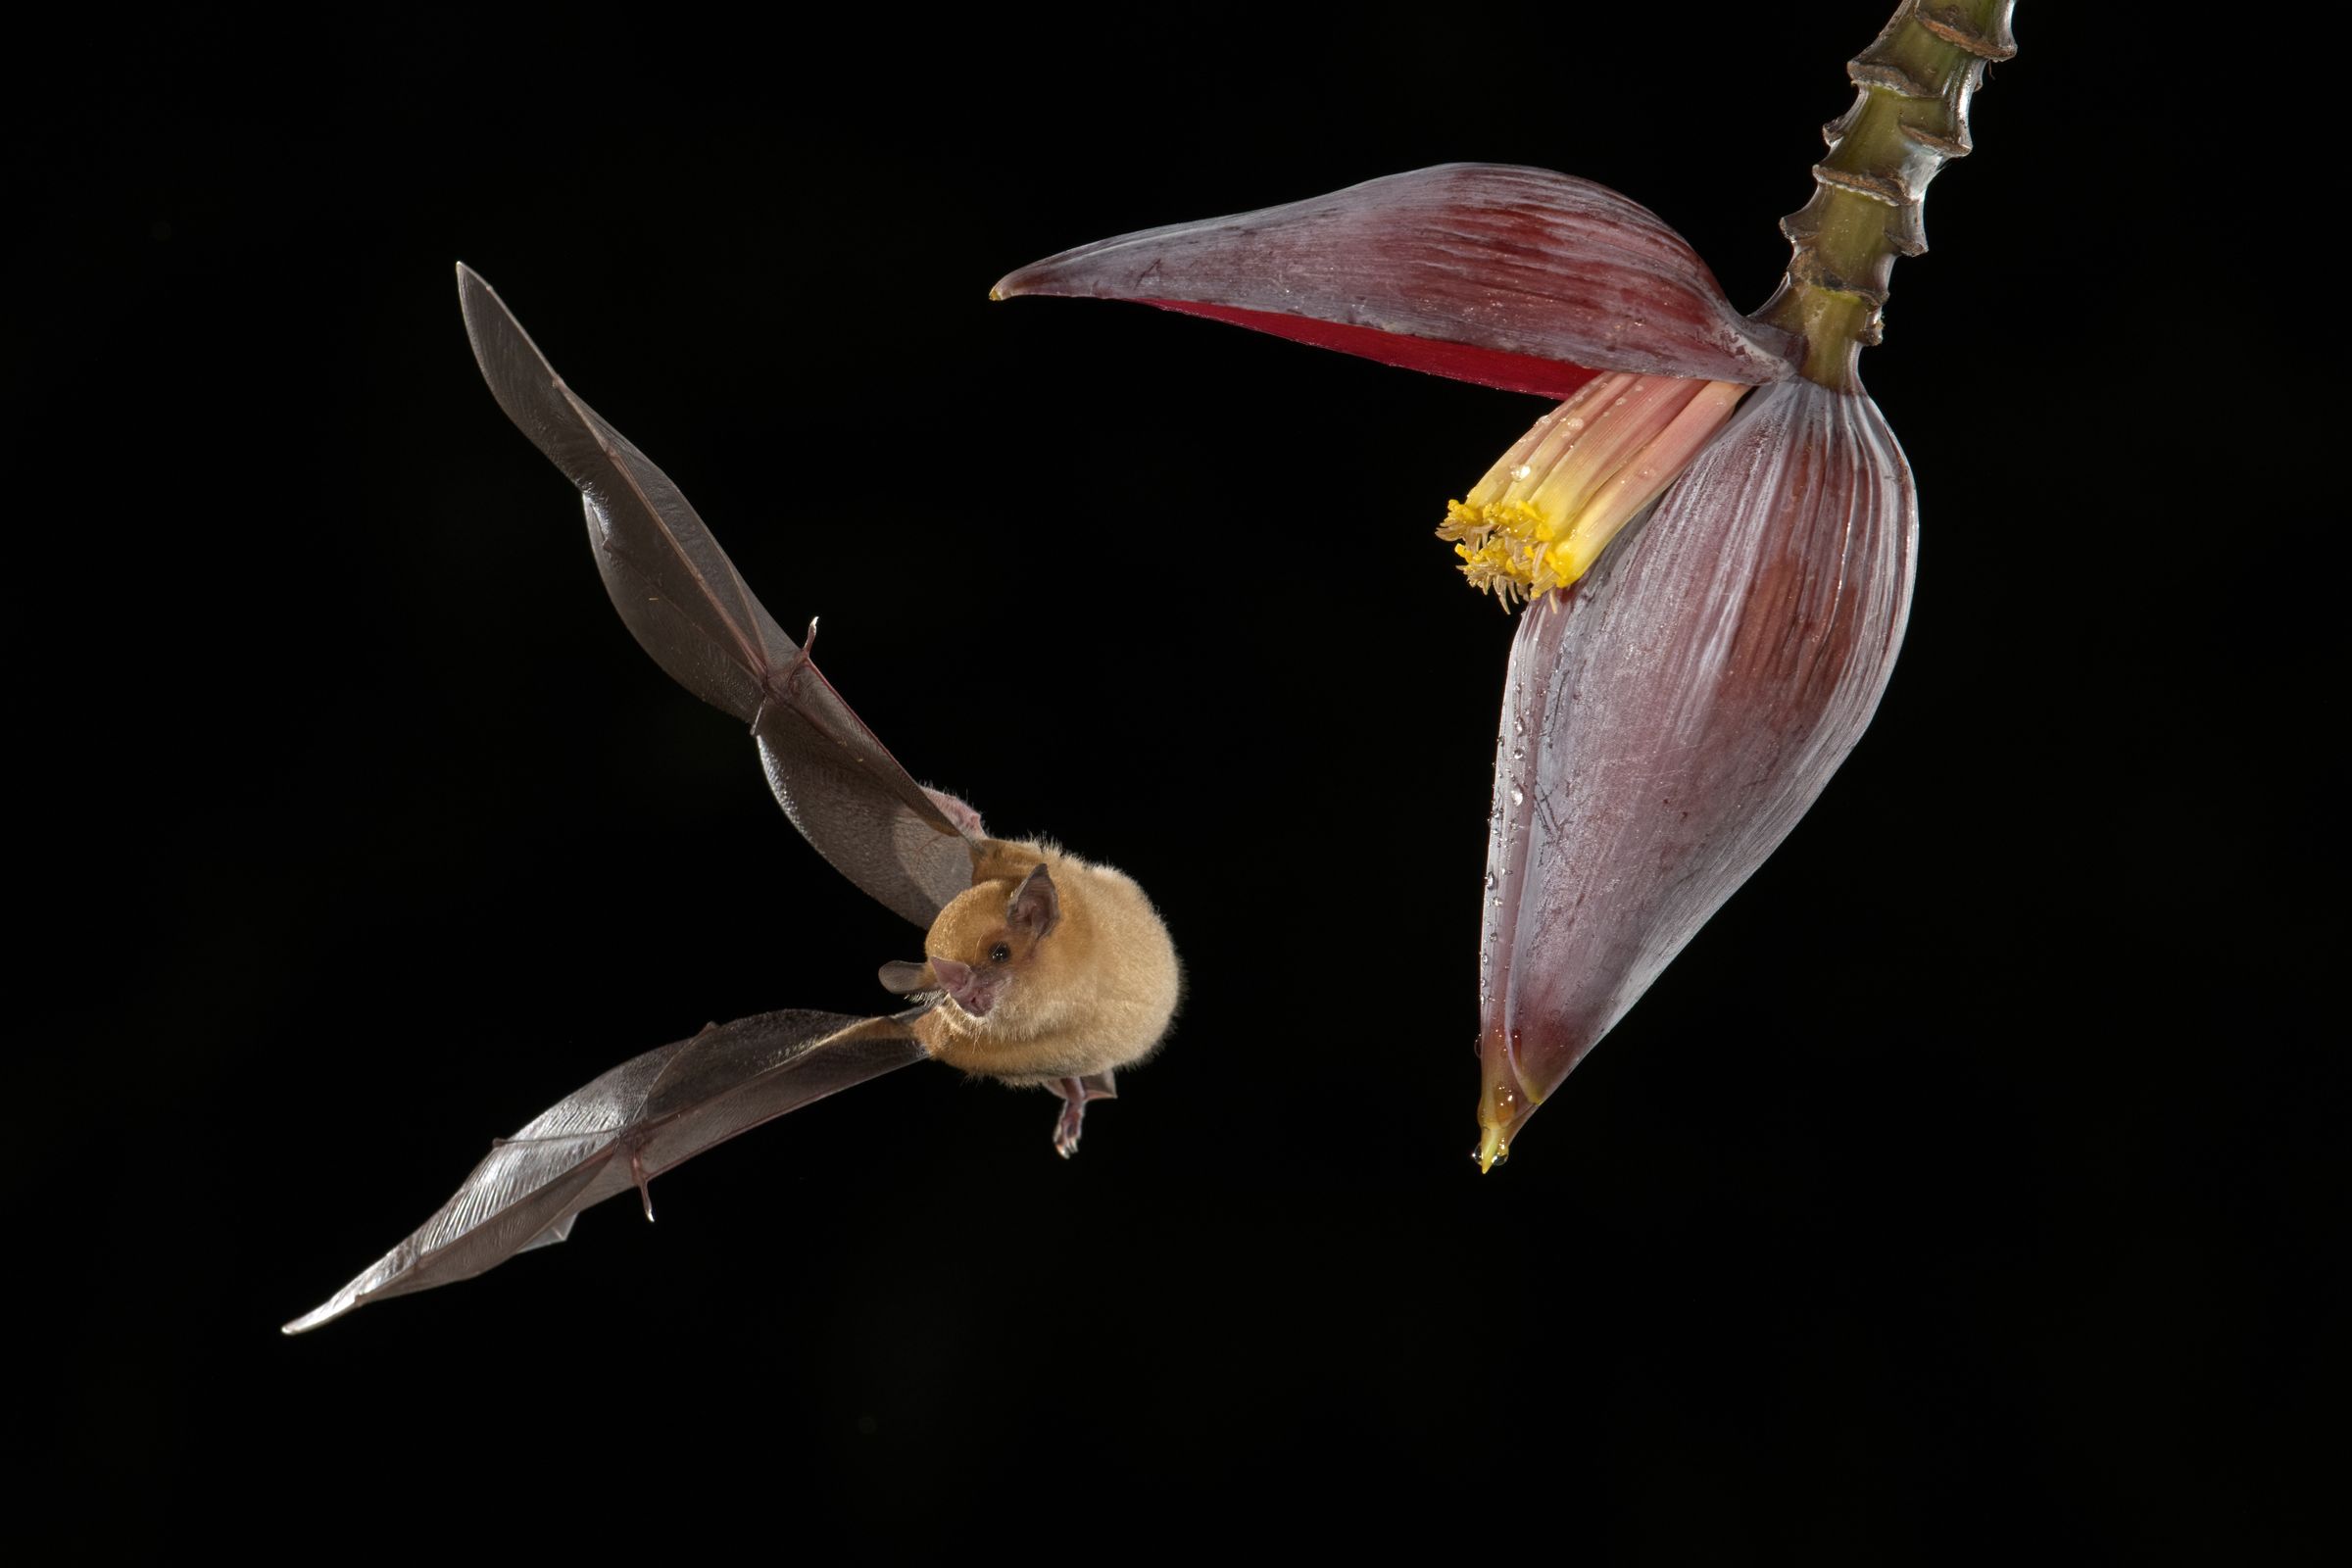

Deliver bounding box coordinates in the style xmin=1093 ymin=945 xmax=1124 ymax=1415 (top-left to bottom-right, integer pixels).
xmin=1510 ymin=786 xmax=1525 ymax=807
xmin=1510 ymin=465 xmax=1532 ymax=480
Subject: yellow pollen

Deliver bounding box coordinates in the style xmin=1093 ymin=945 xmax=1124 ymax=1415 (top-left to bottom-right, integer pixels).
xmin=1436 ymin=373 xmax=1749 ymax=610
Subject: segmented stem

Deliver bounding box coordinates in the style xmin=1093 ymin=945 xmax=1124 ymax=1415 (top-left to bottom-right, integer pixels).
xmin=1755 ymin=1 xmax=2017 ymax=390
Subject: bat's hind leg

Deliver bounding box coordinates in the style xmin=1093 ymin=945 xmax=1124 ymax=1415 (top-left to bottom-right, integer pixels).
xmin=1048 ymin=1071 xmax=1118 ymax=1158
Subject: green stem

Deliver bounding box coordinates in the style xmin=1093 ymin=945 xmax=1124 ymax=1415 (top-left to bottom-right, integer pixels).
xmin=1754 ymin=0 xmax=2017 ymax=391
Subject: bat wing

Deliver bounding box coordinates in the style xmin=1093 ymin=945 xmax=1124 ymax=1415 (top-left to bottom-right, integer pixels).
xmin=282 ymin=1008 xmax=930 ymax=1334
xmin=456 ymin=265 xmax=974 ymax=927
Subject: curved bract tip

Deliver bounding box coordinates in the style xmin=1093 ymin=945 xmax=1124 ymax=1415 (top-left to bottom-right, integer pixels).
xmin=994 ymin=164 xmax=1796 ymax=397
xmin=1475 ymin=1035 xmax=1542 ymax=1172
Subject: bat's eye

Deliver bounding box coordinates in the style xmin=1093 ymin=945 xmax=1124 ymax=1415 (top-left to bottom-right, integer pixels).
xmin=989 ymin=943 xmax=1012 ymax=964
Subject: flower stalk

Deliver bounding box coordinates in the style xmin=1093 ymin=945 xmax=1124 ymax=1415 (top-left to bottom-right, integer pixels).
xmin=1758 ymin=0 xmax=2018 ymax=389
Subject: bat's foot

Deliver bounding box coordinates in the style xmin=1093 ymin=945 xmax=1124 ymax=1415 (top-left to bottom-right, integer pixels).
xmin=1048 ymin=1072 xmax=1117 ymax=1158
xmin=1053 ymin=1095 xmax=1087 ymax=1158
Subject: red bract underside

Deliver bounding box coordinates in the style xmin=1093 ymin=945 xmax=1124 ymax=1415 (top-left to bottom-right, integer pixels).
xmin=1137 ymin=300 xmax=1604 ymax=400
xmin=997 ymin=164 xmax=1798 ymax=391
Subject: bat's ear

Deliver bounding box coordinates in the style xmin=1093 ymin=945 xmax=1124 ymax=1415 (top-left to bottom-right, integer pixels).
xmin=1008 ymin=863 xmax=1060 ymax=942
xmin=878 ymin=959 xmax=933 ymax=995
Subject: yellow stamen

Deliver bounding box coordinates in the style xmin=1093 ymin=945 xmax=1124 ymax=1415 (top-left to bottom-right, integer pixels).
xmin=1437 ymin=372 xmax=1749 ymax=608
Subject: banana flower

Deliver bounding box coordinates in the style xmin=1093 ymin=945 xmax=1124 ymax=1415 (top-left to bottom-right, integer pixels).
xmin=995 ymin=1 xmax=2016 ymax=1166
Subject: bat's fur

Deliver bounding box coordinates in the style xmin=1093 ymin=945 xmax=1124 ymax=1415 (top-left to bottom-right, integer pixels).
xmin=913 ymin=837 xmax=1181 ymax=1085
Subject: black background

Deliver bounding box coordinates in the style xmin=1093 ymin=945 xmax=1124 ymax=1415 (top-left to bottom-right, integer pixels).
xmin=23 ymin=5 xmax=2331 ymax=1559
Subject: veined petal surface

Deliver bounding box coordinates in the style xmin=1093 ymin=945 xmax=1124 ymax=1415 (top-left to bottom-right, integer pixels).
xmin=996 ymin=164 xmax=1797 ymax=396
xmin=1478 ymin=379 xmax=1914 ymax=1157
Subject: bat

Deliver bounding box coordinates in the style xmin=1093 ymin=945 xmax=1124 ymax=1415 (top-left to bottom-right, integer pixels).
xmin=281 ymin=268 xmax=1180 ymax=1334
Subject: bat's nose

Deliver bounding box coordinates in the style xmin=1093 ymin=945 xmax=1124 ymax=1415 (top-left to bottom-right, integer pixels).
xmin=928 ymin=956 xmax=995 ymax=1017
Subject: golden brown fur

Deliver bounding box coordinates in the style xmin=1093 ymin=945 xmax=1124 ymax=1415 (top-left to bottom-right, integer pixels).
xmin=912 ymin=838 xmax=1181 ymax=1084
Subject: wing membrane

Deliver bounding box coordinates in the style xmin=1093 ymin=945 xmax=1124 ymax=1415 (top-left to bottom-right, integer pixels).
xmin=283 ymin=1008 xmax=929 ymax=1333
xmin=456 ymin=265 xmax=974 ymax=925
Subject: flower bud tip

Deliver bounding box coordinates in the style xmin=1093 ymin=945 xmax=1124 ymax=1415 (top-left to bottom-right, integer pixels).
xmin=1477 ymin=1037 xmax=1542 ymax=1174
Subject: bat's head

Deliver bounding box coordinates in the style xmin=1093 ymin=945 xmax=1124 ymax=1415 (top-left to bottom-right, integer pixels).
xmin=891 ymin=861 xmax=1061 ymax=1023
